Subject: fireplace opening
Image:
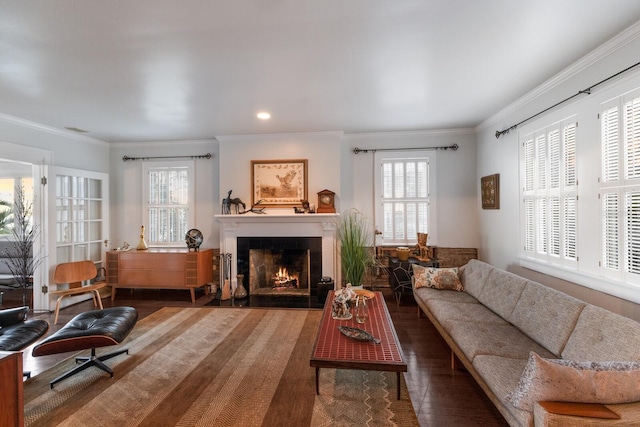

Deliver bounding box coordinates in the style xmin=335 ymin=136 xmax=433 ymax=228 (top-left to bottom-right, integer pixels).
xmin=249 ymin=249 xmax=309 ymax=296
xmin=237 ymin=237 xmax=322 ymax=305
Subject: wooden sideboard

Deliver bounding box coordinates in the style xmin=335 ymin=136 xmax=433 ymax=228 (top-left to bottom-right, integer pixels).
xmin=0 ymin=351 xmax=23 ymax=427
xmin=106 ymin=249 xmax=213 ymax=303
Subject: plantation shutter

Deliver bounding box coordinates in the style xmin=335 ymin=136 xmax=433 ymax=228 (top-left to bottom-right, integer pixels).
xmin=600 ymin=91 xmax=640 ymax=283
xmin=378 ymin=156 xmax=430 ymax=245
xmin=520 ymin=117 xmax=578 ymax=266
xmin=602 ymin=192 xmax=620 ymax=270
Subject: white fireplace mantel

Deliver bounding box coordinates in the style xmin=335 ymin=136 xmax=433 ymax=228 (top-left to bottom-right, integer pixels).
xmin=215 ymin=213 xmax=341 ymax=290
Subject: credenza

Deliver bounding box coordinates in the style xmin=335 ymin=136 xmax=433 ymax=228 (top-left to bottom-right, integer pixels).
xmin=106 ymin=248 xmax=213 ymax=303
xmin=0 ymin=351 xmax=23 ymax=427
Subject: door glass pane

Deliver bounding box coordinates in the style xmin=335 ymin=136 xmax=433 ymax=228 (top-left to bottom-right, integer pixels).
xmin=56 ymin=246 xmax=71 ymax=263
xmin=89 ymin=178 xmax=101 ymax=198
xmin=90 ymin=242 xmax=102 ymax=260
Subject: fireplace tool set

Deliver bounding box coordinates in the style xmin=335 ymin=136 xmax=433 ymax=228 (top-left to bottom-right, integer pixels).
xmin=220 ymin=253 xmax=232 ymax=300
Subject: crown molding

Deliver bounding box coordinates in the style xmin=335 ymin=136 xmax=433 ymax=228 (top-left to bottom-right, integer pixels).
xmin=216 ymin=130 xmax=344 ymax=143
xmin=110 ymin=139 xmax=216 ymax=149
xmin=477 ymin=20 xmax=640 ymax=132
xmin=0 ymin=112 xmax=108 ymax=146
xmin=343 ymin=128 xmax=475 ymax=141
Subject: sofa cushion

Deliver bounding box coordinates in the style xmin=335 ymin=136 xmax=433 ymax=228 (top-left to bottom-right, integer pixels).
xmin=562 ymin=305 xmax=640 ymax=362
xmin=426 ymin=300 xmax=509 ymax=325
xmin=444 ymin=321 xmax=556 ymax=361
xmin=476 ymin=268 xmax=528 ymax=322
xmin=413 ymin=285 xmax=478 ymax=304
xmin=510 ymin=281 xmax=586 ymax=356
xmin=473 ymin=355 xmax=532 ymax=427
xmin=459 ymin=259 xmax=493 ymax=299
xmin=506 ymin=352 xmax=640 ymax=412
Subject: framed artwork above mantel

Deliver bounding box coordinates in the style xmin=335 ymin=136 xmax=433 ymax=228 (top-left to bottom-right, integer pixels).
xmin=481 ymin=173 xmax=500 ymax=209
xmin=251 ymin=159 xmax=308 ymax=208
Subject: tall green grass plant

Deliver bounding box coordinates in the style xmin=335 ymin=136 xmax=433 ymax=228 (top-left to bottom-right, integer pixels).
xmin=338 ymin=209 xmax=376 ymax=286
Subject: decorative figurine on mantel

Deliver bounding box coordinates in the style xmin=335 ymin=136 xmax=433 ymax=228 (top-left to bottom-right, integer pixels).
xmin=221 ymin=190 xmax=246 ymax=214
xmin=136 ymin=225 xmax=148 ymax=250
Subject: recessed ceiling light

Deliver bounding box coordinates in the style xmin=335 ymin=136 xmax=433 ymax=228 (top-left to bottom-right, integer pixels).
xmin=257 ymin=112 xmax=271 ymax=120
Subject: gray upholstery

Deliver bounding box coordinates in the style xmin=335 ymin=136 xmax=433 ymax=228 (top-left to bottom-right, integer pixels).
xmin=414 ymin=259 xmax=640 ymax=427
xmin=561 ymin=305 xmax=640 ymax=362
xmin=476 ymin=268 xmax=528 ymax=323
xmin=510 ymin=281 xmax=585 ymax=355
xmin=459 ymin=259 xmax=492 ymax=298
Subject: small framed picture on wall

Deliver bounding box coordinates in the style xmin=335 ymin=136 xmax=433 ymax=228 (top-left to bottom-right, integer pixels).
xmin=481 ymin=173 xmax=499 ymax=209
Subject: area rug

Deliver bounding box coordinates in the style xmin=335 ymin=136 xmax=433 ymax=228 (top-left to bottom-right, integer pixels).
xmin=24 ymin=307 xmax=418 ymax=426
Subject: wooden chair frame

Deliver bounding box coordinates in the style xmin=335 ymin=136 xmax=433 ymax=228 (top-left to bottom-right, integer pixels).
xmin=50 ymin=261 xmax=107 ymax=324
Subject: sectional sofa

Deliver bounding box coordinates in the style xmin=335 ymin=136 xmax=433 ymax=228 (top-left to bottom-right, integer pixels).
xmin=413 ymin=259 xmax=640 ymax=427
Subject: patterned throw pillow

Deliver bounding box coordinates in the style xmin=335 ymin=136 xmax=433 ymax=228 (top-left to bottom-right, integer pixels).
xmin=411 ymin=264 xmax=429 ymax=288
xmin=425 ymin=267 xmax=463 ymax=291
xmin=412 ymin=265 xmax=463 ymax=291
xmin=506 ymin=351 xmax=640 ymax=412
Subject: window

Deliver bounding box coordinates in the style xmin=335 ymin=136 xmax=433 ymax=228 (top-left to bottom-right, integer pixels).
xmin=143 ymin=161 xmax=194 ymax=246
xmin=600 ymin=89 xmax=640 ymax=283
xmin=520 ymin=117 xmax=578 ymax=268
xmin=375 ymin=151 xmax=434 ymax=246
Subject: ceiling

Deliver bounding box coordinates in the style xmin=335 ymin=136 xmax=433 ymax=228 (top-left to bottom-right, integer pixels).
xmin=1 ymin=1 xmax=640 ymax=143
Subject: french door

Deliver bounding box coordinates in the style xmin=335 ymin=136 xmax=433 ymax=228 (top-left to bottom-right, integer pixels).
xmin=32 ymin=166 xmax=109 ymax=311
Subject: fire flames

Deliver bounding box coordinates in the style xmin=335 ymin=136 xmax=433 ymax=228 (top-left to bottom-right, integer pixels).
xmin=273 ymin=267 xmax=299 ymax=289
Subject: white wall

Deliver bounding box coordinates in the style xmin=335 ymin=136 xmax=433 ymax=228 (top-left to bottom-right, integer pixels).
xmin=344 ymin=130 xmax=479 ymax=248
xmin=109 ymin=139 xmax=219 ymax=250
xmin=0 ymin=116 xmax=109 ymax=172
xmin=217 ymin=131 xmax=343 ymax=215
xmin=476 ymin=29 xmax=640 ymax=321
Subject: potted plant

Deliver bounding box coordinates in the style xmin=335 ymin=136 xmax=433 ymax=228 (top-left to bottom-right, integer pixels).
xmin=338 ymin=208 xmax=377 ymax=287
xmin=1 ymin=184 xmax=44 ymax=307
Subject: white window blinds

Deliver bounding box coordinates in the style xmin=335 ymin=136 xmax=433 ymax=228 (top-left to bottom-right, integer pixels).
xmin=601 ymin=89 xmax=640 ymax=283
xmin=143 ymin=161 xmax=194 ymax=246
xmin=376 ymin=154 xmax=431 ymax=246
xmin=521 ymin=117 xmax=578 ymax=266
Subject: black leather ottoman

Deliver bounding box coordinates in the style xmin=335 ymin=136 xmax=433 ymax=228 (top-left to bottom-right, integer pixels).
xmin=0 ymin=306 xmax=49 ymax=352
xmin=33 ymin=306 xmax=138 ymax=388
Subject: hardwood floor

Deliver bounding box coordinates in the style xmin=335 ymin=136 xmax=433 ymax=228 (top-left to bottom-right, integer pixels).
xmin=9 ymin=287 xmax=508 ymax=426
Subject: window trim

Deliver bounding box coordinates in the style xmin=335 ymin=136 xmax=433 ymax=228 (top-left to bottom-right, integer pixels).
xmin=520 ymin=116 xmax=578 ymax=270
xmin=373 ymin=150 xmax=437 ymax=247
xmin=142 ymin=160 xmax=195 ymax=247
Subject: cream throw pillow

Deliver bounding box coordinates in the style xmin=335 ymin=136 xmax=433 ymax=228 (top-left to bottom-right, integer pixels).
xmin=412 ymin=265 xmax=463 ymax=291
xmin=506 ymin=351 xmax=640 ymax=412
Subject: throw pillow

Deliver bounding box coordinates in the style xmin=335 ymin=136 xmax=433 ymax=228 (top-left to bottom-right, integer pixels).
xmin=425 ymin=267 xmax=463 ymax=291
xmin=506 ymin=351 xmax=640 ymax=412
xmin=412 ymin=264 xmax=429 ymax=289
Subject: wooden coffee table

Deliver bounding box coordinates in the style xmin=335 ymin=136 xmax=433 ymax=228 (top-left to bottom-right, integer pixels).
xmin=310 ymin=290 xmax=407 ymax=399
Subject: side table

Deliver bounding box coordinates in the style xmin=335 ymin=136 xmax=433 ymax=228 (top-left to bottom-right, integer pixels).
xmin=0 ymin=351 xmax=24 ymax=427
xmin=388 ymin=257 xmax=439 ymax=305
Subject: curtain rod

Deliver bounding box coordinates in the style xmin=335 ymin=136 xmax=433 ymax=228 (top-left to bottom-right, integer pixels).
xmin=352 ymin=144 xmax=458 ymax=154
xmin=495 ymin=60 xmax=640 ymax=139
xmin=122 ymin=153 xmax=213 ymax=161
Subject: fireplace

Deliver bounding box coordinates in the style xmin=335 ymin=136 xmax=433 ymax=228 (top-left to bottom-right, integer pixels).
xmin=238 ymin=237 xmax=322 ymax=301
xmin=215 ymin=213 xmax=341 ymax=307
